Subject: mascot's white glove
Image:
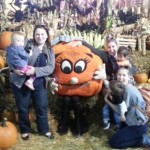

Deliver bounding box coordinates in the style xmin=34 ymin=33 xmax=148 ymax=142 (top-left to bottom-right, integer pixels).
xmin=93 ymin=64 xmax=106 ymax=80
xmin=103 ymin=80 xmax=110 ymax=88
xmin=49 ymin=78 xmax=58 ymax=95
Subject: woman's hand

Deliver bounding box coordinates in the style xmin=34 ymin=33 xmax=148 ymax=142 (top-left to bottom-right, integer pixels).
xmin=25 ymin=66 xmax=35 ymax=76
xmin=67 ymin=40 xmax=82 ymax=47
xmin=14 ymin=69 xmax=24 ymax=76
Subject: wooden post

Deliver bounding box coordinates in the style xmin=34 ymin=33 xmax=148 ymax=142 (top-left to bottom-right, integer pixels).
xmin=138 ymin=36 xmax=142 ymax=52
xmin=142 ymin=35 xmax=147 ymax=55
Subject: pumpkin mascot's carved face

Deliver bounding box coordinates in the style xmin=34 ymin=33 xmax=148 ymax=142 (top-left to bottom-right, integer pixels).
xmin=52 ymin=42 xmax=103 ymax=96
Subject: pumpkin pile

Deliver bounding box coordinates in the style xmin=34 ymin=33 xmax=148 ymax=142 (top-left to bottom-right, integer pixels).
xmin=0 ymin=55 xmax=5 ymax=69
xmin=0 ymin=118 xmax=18 ymax=150
xmin=134 ymin=73 xmax=148 ymax=84
xmin=0 ymin=31 xmax=12 ymax=50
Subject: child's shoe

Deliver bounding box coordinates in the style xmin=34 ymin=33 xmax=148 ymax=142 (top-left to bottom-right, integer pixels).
xmin=142 ymin=133 xmax=150 ymax=148
xmin=25 ymin=80 xmax=35 ymax=90
xmin=103 ymin=122 xmax=110 ymax=130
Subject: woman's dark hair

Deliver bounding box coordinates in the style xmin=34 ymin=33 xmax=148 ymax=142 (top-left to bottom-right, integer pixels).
xmin=33 ymin=24 xmax=51 ymax=47
xmin=109 ymin=80 xmax=125 ymax=96
xmin=117 ymin=46 xmax=132 ymax=57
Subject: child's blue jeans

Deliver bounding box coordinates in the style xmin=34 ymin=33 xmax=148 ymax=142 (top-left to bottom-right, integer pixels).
xmin=102 ymin=103 xmax=120 ymax=127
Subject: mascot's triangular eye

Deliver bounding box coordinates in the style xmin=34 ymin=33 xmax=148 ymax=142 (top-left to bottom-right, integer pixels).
xmin=61 ymin=60 xmax=72 ymax=74
xmin=74 ymin=60 xmax=86 ymax=73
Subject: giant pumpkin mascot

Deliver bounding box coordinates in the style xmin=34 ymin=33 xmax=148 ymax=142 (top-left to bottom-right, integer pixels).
xmin=51 ymin=41 xmax=105 ymax=136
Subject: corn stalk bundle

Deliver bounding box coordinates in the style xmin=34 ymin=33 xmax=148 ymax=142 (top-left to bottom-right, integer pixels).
xmin=62 ymin=29 xmax=105 ymax=49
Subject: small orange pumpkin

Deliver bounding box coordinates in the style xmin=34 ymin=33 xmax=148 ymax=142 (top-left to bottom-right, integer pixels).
xmin=0 ymin=55 xmax=5 ymax=69
xmin=0 ymin=118 xmax=18 ymax=149
xmin=134 ymin=73 xmax=148 ymax=84
xmin=0 ymin=31 xmax=12 ymax=50
xmin=52 ymin=42 xmax=103 ymax=96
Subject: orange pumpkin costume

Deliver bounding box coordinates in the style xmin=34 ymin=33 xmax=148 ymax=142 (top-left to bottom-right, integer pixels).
xmin=52 ymin=42 xmax=103 ymax=96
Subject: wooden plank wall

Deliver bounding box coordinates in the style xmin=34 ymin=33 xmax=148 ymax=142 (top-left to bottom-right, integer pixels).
xmin=116 ymin=34 xmax=137 ymax=51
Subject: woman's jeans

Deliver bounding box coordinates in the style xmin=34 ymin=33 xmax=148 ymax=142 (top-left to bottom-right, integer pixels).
xmin=102 ymin=103 xmax=120 ymax=127
xmin=11 ymin=83 xmax=49 ymax=134
xmin=109 ymin=123 xmax=148 ymax=149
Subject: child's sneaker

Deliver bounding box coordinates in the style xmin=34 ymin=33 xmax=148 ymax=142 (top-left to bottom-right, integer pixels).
xmin=142 ymin=133 xmax=150 ymax=148
xmin=25 ymin=80 xmax=35 ymax=90
xmin=103 ymin=122 xmax=110 ymax=130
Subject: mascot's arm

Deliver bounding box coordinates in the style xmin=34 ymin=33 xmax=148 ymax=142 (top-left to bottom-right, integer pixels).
xmin=49 ymin=78 xmax=58 ymax=95
xmin=81 ymin=41 xmax=108 ymax=64
xmin=51 ymin=35 xmax=82 ymax=46
xmin=93 ymin=64 xmax=106 ymax=80
xmin=51 ymin=35 xmax=108 ymax=64
xmin=117 ymin=60 xmax=131 ymax=67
